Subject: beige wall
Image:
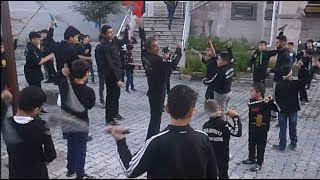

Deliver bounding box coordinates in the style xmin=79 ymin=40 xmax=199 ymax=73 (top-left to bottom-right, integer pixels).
xmin=299 ymin=16 xmax=320 ymax=43
xmin=189 ymin=1 xmax=265 ymax=43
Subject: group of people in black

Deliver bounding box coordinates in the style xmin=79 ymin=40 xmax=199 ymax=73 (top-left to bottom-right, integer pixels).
xmin=1 ymin=13 xmax=320 ymax=179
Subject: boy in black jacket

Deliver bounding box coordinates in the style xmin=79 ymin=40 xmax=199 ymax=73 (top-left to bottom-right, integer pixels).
xmin=247 ymin=41 xmax=278 ymax=84
xmin=273 ymin=65 xmax=303 ymax=151
xmin=65 ymin=60 xmax=96 ymax=179
xmin=242 ymin=83 xmax=280 ymax=172
xmin=109 ymin=85 xmax=218 ymax=179
xmin=124 ymin=44 xmax=136 ymax=93
xmin=95 ymin=35 xmax=106 ymax=108
xmin=3 ymin=86 xmax=56 ymax=179
xmin=202 ymin=99 xmax=242 ymax=179
xmin=297 ymin=49 xmax=313 ymax=104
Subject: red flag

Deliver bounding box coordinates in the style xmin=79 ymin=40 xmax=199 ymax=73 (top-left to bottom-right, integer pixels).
xmin=123 ymin=1 xmax=144 ymax=17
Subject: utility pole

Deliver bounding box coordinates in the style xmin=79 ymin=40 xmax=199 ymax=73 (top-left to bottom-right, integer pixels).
xmin=1 ymin=1 xmax=20 ymax=114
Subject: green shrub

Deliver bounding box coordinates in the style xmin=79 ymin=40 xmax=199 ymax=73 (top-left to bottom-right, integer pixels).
xmin=183 ymin=52 xmax=206 ymax=75
xmin=187 ymin=36 xmax=253 ymax=73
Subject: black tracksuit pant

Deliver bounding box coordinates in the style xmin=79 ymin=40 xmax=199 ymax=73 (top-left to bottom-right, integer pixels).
xmin=146 ymin=91 xmax=165 ymax=140
xmin=44 ymin=61 xmax=56 ymax=81
xmin=216 ymin=154 xmax=229 ymax=179
xmin=248 ymin=129 xmax=268 ymax=165
xmin=105 ymin=73 xmax=120 ymax=123
xmin=205 ymin=84 xmax=215 ymax=100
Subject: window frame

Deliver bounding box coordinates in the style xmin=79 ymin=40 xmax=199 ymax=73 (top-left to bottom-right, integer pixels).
xmin=231 ymin=2 xmax=258 ymax=20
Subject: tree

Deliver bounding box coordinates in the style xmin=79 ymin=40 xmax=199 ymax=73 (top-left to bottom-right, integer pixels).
xmin=71 ymin=1 xmax=121 ymax=30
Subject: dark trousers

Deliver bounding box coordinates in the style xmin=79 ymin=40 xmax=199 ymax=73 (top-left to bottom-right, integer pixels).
xmin=216 ymin=155 xmax=229 ymax=179
xmin=98 ymin=69 xmax=105 ymax=103
xmin=298 ymin=69 xmax=309 ymax=102
xmin=307 ymin=66 xmax=318 ymax=88
xmin=146 ymin=92 xmax=165 ymax=140
xmin=66 ymin=132 xmax=88 ymax=179
xmin=1 ymin=100 xmax=8 ymax=123
xmin=28 ymin=81 xmax=42 ymax=89
xmin=253 ymin=71 xmax=266 ymax=85
xmin=248 ymin=129 xmax=268 ymax=165
xmin=167 ymin=6 xmax=176 ymax=27
xmin=126 ymin=69 xmax=134 ymax=90
xmin=86 ymin=61 xmax=95 ymax=83
xmin=105 ymin=77 xmax=120 ymax=123
xmin=205 ymin=84 xmax=215 ymax=100
xmin=44 ymin=61 xmax=56 ymax=80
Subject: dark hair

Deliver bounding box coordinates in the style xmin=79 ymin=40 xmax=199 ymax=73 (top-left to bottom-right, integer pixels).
xmin=276 ymin=35 xmax=287 ymax=42
xmin=98 ymin=34 xmax=104 ymax=42
xmin=259 ymin=41 xmax=267 ymax=46
xmin=64 ymin=26 xmax=80 ymax=40
xmin=287 ymin=42 xmax=294 ymax=46
xmin=307 ymin=39 xmax=314 ymax=44
xmin=71 ymin=59 xmax=89 ymax=79
xmin=219 ymin=52 xmax=230 ymax=62
xmin=204 ymin=99 xmax=220 ymax=115
xmin=145 ymin=37 xmax=157 ymax=49
xmin=251 ymin=83 xmax=266 ymax=98
xmin=78 ymin=34 xmax=85 ymax=42
xmin=18 ymin=86 xmax=47 ymax=112
xmin=167 ymin=85 xmax=198 ymax=119
xmin=280 ymin=65 xmax=292 ymax=77
xmin=127 ymin=44 xmax=134 ymax=51
xmin=101 ymin=25 xmax=112 ymax=35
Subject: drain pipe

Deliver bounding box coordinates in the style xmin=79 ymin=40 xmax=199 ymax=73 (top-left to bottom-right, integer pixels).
xmin=267 ymin=1 xmax=278 ymax=48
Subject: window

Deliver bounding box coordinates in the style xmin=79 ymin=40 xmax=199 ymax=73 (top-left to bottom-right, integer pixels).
xmin=231 ymin=3 xmax=257 ymax=20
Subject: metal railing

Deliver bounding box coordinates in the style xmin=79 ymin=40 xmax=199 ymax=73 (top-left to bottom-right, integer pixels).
xmin=182 ymin=1 xmax=191 ymax=48
xmin=116 ymin=8 xmax=133 ymax=38
xmin=191 ymin=1 xmax=209 ymax=11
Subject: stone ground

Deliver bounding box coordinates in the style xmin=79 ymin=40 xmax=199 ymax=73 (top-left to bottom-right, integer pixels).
xmin=1 ymin=58 xmax=320 ymax=179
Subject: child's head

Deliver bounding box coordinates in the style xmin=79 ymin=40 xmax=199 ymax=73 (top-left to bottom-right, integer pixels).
xmin=250 ymin=83 xmax=266 ymax=99
xmin=205 ymin=47 xmax=214 ymax=58
xmin=307 ymin=39 xmax=314 ymax=49
xmin=18 ymin=86 xmax=47 ymax=117
xmin=98 ymin=34 xmax=104 ymax=43
xmin=281 ymin=65 xmax=292 ymax=80
xmin=287 ymin=42 xmax=294 ymax=50
xmin=29 ymin=31 xmax=41 ymax=47
xmin=127 ymin=44 xmax=134 ymax=52
xmin=217 ymin=52 xmax=229 ymax=67
xmin=71 ymin=59 xmax=90 ymax=80
xmin=83 ymin=35 xmax=90 ymax=45
xmin=64 ymin=26 xmax=81 ymax=44
xmin=166 ymin=85 xmax=198 ymax=122
xmin=40 ymin=29 xmax=49 ymax=39
xmin=258 ymin=41 xmax=267 ymax=51
xmin=78 ymin=34 xmax=85 ymax=44
xmin=204 ymin=99 xmax=222 ymax=118
xmin=162 ymin=46 xmax=171 ymax=60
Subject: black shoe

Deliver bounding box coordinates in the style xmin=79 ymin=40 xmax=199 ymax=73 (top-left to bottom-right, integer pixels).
xmin=114 ymin=115 xmax=124 ymax=120
xmin=242 ymin=159 xmax=255 ymax=165
xmin=125 ymin=89 xmax=130 ymax=94
xmin=66 ymin=171 xmax=76 ymax=178
xmin=131 ymin=88 xmax=137 ymax=92
xmin=44 ymin=79 xmax=53 ymax=83
xmin=289 ymin=144 xmax=296 ymax=150
xmin=275 ymin=123 xmax=280 ymax=128
xmin=40 ymin=109 xmax=48 ymax=113
xmin=273 ymin=145 xmax=285 ymax=151
xmin=168 ymin=24 xmax=171 ymax=30
xmin=77 ymin=174 xmax=95 ymax=179
xmin=106 ymin=121 xmax=119 ymax=126
xmin=250 ymin=164 xmax=261 ymax=172
xmin=87 ymin=136 xmax=93 ymax=142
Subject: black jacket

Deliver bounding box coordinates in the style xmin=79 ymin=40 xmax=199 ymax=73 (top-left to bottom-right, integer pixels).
xmin=203 ymin=116 xmax=242 ymax=162
xmin=117 ymin=124 xmax=218 ymax=179
xmin=98 ymin=39 xmax=123 ymax=82
xmin=41 ymin=27 xmax=55 ymax=57
xmin=273 ymin=48 xmax=290 ymax=82
xmin=248 ymin=99 xmax=280 ymax=132
xmin=124 ymin=51 xmax=135 ymax=70
xmin=1 ymin=52 xmax=8 ymax=91
xmin=95 ymin=44 xmax=104 ymax=73
xmin=204 ymin=64 xmax=234 ymax=94
xmin=3 ymin=116 xmax=56 ymax=179
xmin=275 ymin=79 xmax=304 ymax=114
xmin=249 ymin=49 xmax=278 ymax=79
xmin=24 ymin=42 xmax=44 ymax=83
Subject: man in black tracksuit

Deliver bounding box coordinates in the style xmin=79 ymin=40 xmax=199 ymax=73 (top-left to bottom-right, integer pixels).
xmin=109 ymin=85 xmax=218 ymax=179
xmin=99 ymin=25 xmax=123 ymax=126
xmin=203 ymin=100 xmax=242 ymax=179
xmin=95 ymin=35 xmax=106 ymax=107
xmin=242 ymin=83 xmax=280 ymax=172
xmin=248 ymin=41 xmax=278 ymax=84
xmin=138 ymin=20 xmax=175 ymax=140
xmin=40 ymin=20 xmax=57 ymax=84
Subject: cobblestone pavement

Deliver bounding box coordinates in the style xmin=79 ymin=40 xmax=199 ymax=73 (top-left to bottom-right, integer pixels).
xmin=1 ymin=59 xmax=320 ymax=179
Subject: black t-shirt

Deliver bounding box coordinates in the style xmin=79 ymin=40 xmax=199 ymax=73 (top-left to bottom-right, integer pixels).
xmin=24 ymin=42 xmax=44 ymax=83
xmin=75 ymin=43 xmax=85 ymax=56
xmin=83 ymin=43 xmax=92 ymax=57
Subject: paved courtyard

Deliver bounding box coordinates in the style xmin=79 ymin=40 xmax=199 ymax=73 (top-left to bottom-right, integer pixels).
xmin=1 ymin=58 xmax=320 ymax=179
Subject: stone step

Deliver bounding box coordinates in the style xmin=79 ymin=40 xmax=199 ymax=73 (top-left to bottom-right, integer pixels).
xmin=142 ymin=17 xmax=184 ymax=21
xmin=134 ymin=27 xmax=184 ymax=32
